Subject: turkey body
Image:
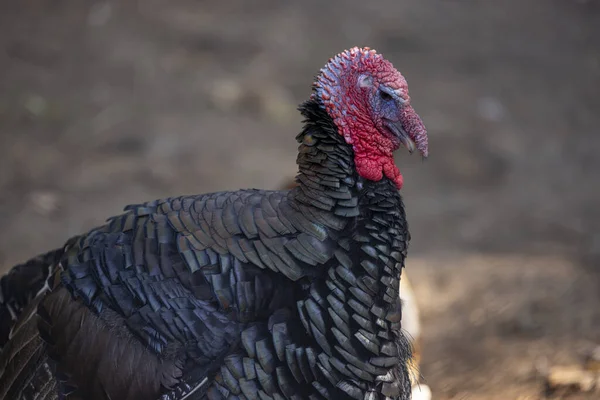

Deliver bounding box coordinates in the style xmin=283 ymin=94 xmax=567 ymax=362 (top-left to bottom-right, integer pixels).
xmin=0 ymin=100 xmax=413 ymax=400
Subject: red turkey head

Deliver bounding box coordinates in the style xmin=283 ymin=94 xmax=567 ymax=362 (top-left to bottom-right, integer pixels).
xmin=312 ymin=47 xmax=428 ymax=189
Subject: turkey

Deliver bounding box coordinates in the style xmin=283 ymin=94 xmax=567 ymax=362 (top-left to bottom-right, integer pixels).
xmin=0 ymin=47 xmax=428 ymax=400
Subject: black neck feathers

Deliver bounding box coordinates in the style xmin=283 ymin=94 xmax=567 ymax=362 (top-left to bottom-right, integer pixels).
xmin=292 ymin=100 xmax=361 ymax=218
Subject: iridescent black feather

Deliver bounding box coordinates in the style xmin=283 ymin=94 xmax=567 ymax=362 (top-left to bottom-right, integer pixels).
xmin=0 ymin=100 xmax=412 ymax=400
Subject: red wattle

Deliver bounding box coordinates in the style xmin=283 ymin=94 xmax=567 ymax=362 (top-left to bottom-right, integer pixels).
xmin=355 ymin=152 xmax=403 ymax=190
xmin=328 ymin=103 xmax=405 ymax=190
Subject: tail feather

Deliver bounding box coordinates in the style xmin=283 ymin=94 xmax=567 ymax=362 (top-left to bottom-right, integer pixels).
xmin=0 ymin=249 xmax=63 ymax=349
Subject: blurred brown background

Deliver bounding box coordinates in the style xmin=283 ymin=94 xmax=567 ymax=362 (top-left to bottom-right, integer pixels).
xmin=1 ymin=1 xmax=599 ymax=399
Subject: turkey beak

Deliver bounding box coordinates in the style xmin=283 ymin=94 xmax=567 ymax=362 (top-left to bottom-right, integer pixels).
xmin=385 ymin=106 xmax=429 ymax=158
xmin=387 ymin=121 xmax=417 ymax=154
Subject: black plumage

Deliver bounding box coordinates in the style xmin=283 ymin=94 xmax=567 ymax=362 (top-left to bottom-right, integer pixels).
xmin=0 ymin=76 xmax=416 ymax=400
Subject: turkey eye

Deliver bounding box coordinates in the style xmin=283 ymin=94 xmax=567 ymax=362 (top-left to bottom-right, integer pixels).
xmin=379 ymin=90 xmax=393 ymax=101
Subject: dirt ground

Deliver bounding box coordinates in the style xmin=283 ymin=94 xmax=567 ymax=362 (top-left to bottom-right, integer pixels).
xmin=1 ymin=1 xmax=599 ymax=399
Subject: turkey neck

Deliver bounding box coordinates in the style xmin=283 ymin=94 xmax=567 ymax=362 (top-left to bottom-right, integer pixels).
xmin=291 ymin=99 xmax=360 ymax=219
xmin=292 ymin=100 xmax=411 ymax=388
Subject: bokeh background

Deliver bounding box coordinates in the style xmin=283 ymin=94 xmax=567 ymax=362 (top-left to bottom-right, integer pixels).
xmin=1 ymin=1 xmax=599 ymax=398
